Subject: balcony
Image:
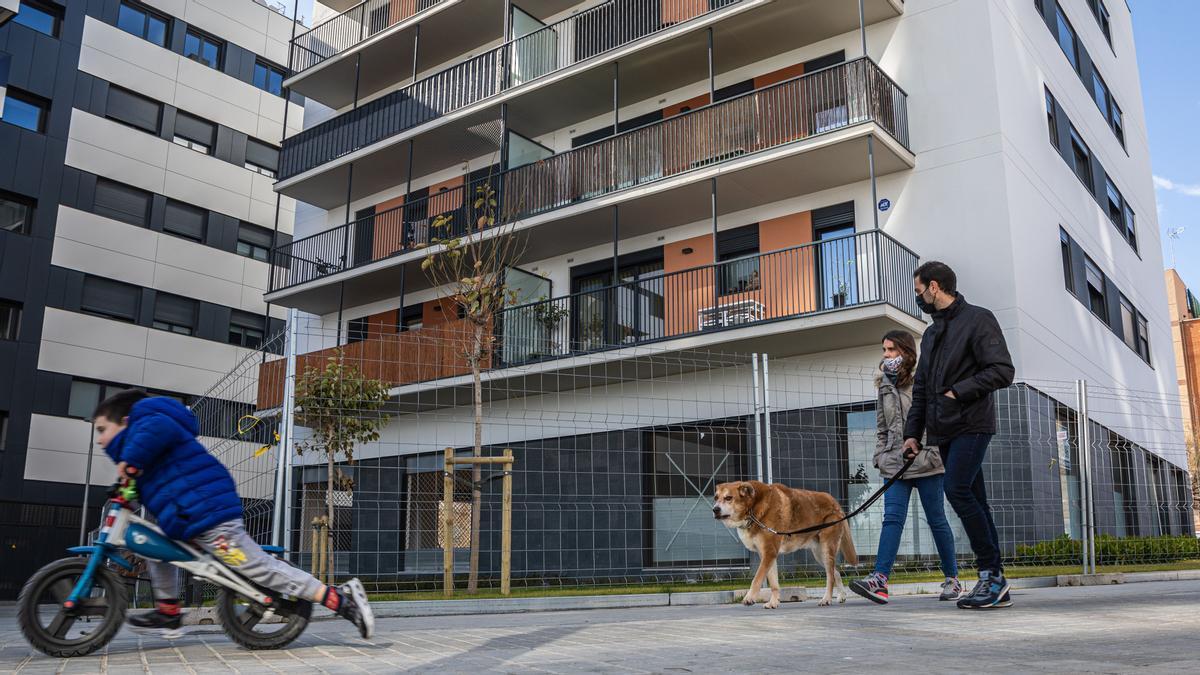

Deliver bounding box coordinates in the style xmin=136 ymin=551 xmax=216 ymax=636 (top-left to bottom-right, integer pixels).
xmin=289 ymin=1 xmax=580 ymax=109
xmin=275 ymin=0 xmax=905 ymax=205
xmin=256 ymin=230 xmax=920 ymax=407
xmin=268 ymin=58 xmax=912 ymax=311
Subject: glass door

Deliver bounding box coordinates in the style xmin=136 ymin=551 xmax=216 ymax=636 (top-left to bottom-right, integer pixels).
xmin=816 ymin=225 xmax=857 ymax=310
xmin=501 ymin=266 xmax=551 ymax=365
xmin=510 ymin=5 xmax=553 ymax=86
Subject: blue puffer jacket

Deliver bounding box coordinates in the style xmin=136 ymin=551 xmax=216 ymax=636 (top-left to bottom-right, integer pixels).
xmin=104 ymin=397 xmax=243 ymax=540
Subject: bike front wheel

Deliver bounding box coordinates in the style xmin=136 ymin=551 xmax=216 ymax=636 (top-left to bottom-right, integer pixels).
xmin=216 ymin=587 xmax=311 ymax=650
xmin=17 ymin=557 xmax=128 ymax=658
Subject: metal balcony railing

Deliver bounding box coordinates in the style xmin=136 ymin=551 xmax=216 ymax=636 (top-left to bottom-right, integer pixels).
xmin=279 ymin=0 xmax=749 ymax=180
xmin=270 ymin=58 xmax=909 ymax=293
xmin=494 ymin=230 xmax=920 ymax=367
xmin=291 ymin=0 xmax=449 ymax=74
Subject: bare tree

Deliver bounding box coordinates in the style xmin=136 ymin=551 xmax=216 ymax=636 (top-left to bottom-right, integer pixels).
xmin=419 ymin=170 xmax=529 ymax=592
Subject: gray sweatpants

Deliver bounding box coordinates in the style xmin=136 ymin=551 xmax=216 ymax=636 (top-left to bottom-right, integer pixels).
xmin=147 ymin=519 xmax=326 ymax=602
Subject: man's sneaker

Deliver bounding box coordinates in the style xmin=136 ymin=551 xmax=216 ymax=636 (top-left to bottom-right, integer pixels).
xmin=127 ymin=609 xmax=183 ymax=637
xmin=848 ymin=572 xmax=889 ymax=605
xmin=956 ymin=571 xmax=1010 ymax=609
xmin=335 ymin=578 xmax=375 ymax=639
xmin=939 ymin=577 xmax=963 ymax=601
xmin=990 ymin=590 xmax=1013 ymax=609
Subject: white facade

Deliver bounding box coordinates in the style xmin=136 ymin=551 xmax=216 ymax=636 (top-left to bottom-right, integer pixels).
xmin=275 ymin=0 xmax=1179 ymax=466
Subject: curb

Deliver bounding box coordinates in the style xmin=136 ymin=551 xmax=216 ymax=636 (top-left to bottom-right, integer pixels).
xmin=177 ymin=571 xmax=1199 ymax=624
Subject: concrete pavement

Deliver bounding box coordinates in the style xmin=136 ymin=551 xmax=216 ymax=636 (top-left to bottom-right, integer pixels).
xmin=2 ymin=579 xmax=1198 ymax=673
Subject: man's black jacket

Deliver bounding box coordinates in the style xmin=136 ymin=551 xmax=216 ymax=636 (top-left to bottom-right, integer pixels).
xmin=904 ymin=294 xmax=1015 ymax=445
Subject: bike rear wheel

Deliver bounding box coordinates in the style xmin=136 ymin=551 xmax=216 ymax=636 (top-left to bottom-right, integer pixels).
xmin=215 ymin=588 xmax=311 ymax=650
xmin=17 ymin=557 xmax=128 ymax=658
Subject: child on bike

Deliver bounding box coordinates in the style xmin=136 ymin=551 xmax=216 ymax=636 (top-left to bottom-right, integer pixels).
xmin=93 ymin=389 xmax=375 ymax=638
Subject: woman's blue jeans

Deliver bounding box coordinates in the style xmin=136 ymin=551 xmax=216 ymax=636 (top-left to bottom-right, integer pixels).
xmin=873 ymin=473 xmax=958 ymax=578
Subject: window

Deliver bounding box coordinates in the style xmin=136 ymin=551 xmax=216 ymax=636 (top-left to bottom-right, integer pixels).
xmin=1092 ymin=73 xmax=1110 ymax=120
xmin=68 ymin=380 xmax=108 ymax=420
xmin=1069 ymin=128 xmax=1092 ymax=187
xmin=1088 ymin=0 xmax=1112 ymax=45
xmin=152 ymin=293 xmax=197 ymax=335
xmin=2 ymin=89 xmax=49 ymax=133
xmin=1045 ymin=88 xmax=1059 ymax=148
xmin=106 ymin=86 xmax=162 ymax=134
xmin=236 ymin=222 xmax=273 ymax=262
xmin=253 ymin=61 xmax=285 ymax=97
xmin=1 ymin=301 xmax=20 ymax=340
xmin=1084 ymin=257 xmax=1107 ymax=321
xmin=1135 ymin=313 xmax=1150 ymax=363
xmin=118 ymin=2 xmax=169 ymax=47
xmin=1122 ymin=203 xmax=1137 ymax=252
xmin=400 ymin=304 xmax=423 ymax=332
xmin=1110 ymin=99 xmax=1124 ymax=146
xmin=1119 ymin=295 xmax=1136 ymax=352
xmin=0 ymin=410 xmax=7 ymax=452
xmin=1055 ymin=7 xmax=1079 ymax=72
xmin=12 ymin=0 xmax=61 ymax=37
xmin=81 ymin=276 xmax=141 ymax=323
xmin=184 ymin=29 xmax=223 ymax=70
xmin=163 ymin=199 xmax=207 ymax=242
xmin=347 ymin=317 xmax=368 ymax=343
xmin=94 ymin=179 xmax=152 ymax=227
xmin=1104 ymin=178 xmax=1123 ymax=226
xmin=172 ymin=112 xmax=215 ymax=155
xmin=1060 ymin=228 xmax=1075 ymax=294
xmin=716 ymin=225 xmax=760 ymax=295
xmin=228 ymin=311 xmax=265 ymax=348
xmin=244 ymin=139 xmax=279 ymax=178
xmin=1 ymin=191 xmax=35 ymax=235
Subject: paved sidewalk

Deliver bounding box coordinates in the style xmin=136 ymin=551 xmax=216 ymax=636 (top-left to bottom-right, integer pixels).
xmin=2 ymin=580 xmax=1198 ymax=673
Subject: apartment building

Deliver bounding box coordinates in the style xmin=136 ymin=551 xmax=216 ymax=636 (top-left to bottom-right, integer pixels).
xmin=263 ymin=0 xmax=1190 ymax=579
xmin=0 ymin=0 xmax=302 ymax=597
xmin=1166 ymin=269 xmax=1199 ymax=438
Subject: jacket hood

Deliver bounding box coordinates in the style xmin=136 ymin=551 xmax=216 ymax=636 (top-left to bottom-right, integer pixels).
xmin=130 ymin=396 xmax=200 ymax=437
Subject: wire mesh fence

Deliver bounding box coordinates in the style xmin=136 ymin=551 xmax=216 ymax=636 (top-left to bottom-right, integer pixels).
xmin=188 ymin=313 xmax=1198 ymax=598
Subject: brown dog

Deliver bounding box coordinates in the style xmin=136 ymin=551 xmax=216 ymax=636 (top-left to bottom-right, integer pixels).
xmin=713 ymin=481 xmax=857 ymax=608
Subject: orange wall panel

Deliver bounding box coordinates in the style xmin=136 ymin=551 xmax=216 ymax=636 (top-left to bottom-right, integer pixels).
xmin=664 ymin=234 xmax=716 ymax=336
xmin=754 ymin=62 xmax=805 ymax=89
xmin=759 ymin=211 xmax=816 ymax=317
xmin=372 ymin=195 xmax=407 ymax=259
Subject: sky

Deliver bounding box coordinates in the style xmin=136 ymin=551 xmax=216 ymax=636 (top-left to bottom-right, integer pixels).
xmin=1129 ymin=0 xmax=1200 ymax=290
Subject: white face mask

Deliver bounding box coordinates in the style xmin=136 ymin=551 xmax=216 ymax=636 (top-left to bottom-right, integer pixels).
xmin=882 ymin=355 xmax=904 ymax=374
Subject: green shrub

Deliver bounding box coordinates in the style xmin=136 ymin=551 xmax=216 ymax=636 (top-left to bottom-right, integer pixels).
xmin=1014 ymin=534 xmax=1200 ymax=566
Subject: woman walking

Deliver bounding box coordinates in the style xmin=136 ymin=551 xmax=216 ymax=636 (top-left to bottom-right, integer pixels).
xmin=849 ymin=330 xmax=961 ymax=604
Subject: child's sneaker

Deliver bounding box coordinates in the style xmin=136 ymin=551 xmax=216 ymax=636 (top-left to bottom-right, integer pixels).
xmin=326 ymin=579 xmax=374 ymax=639
xmin=939 ymin=577 xmax=963 ymax=601
xmin=848 ymin=572 xmax=889 ymax=604
xmin=128 ymin=606 xmax=183 ymax=637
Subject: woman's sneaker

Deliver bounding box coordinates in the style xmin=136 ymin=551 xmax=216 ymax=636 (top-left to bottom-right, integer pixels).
xmin=939 ymin=577 xmax=963 ymax=601
xmin=849 ymin=572 xmax=889 ymax=604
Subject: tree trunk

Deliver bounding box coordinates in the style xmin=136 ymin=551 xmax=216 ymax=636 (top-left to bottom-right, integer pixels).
xmin=467 ymin=323 xmax=485 ymax=593
xmin=326 ymin=450 xmax=334 ymax=586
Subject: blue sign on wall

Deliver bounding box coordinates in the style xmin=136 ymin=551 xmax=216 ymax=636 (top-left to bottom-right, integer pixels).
xmin=878 ymin=198 xmax=892 ymax=212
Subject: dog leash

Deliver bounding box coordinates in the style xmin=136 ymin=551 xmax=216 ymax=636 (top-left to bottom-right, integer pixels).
xmin=745 ymin=454 xmax=918 ymax=537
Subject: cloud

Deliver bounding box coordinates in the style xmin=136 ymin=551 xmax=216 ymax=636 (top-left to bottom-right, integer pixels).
xmin=1153 ymin=175 xmax=1200 ymax=197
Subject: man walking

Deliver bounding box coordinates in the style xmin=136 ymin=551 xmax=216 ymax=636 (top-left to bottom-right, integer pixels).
xmin=903 ymin=261 xmax=1015 ymax=609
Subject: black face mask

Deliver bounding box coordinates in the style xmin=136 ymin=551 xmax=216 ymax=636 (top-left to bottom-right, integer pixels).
xmin=915 ymin=292 xmax=936 ymax=314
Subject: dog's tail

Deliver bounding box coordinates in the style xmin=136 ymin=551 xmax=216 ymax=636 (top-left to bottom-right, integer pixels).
xmin=838 ymin=521 xmax=858 ymax=566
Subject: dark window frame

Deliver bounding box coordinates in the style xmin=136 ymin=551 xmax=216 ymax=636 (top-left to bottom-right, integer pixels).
xmin=162 ymin=199 xmax=208 ymax=242
xmin=80 ymin=276 xmax=142 ymax=323
xmin=2 ymin=88 xmax=50 ymax=133
xmin=184 ymin=28 xmax=224 ymax=70
xmin=253 ymin=60 xmax=286 ymax=97
xmin=152 ymin=292 xmax=198 ymax=336
xmin=93 ymin=178 xmax=153 ymax=227
xmin=12 ymin=0 xmax=62 ymax=38
xmin=1135 ymin=312 xmax=1150 ymax=363
xmin=236 ymin=222 xmax=274 ymax=262
xmin=0 ymin=410 xmax=8 ymax=452
xmin=1083 ymin=255 xmax=1107 ymax=321
xmin=1054 ymin=4 xmax=1081 ymax=73
xmin=244 ymin=138 xmax=280 ymax=178
xmin=1060 ymin=227 xmax=1074 ymax=294
xmin=105 ymin=85 xmax=163 ymax=135
xmin=117 ymin=1 xmax=170 ymax=47
xmin=347 ymin=317 xmax=369 ymax=343
xmin=1087 ymin=0 xmax=1113 ymax=46
xmin=228 ymin=310 xmax=267 ymax=348
xmin=172 ymin=111 xmax=216 ymax=155
xmin=1045 ymin=88 xmax=1059 ymax=148
xmin=0 ymin=300 xmax=21 ymax=341
xmin=1 ymin=190 xmax=36 ymax=236
xmin=1068 ymin=127 xmax=1092 ymax=188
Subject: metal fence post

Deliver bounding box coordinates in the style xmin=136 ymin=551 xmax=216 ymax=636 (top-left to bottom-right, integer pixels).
xmin=273 ymin=308 xmax=299 ymax=557
xmin=1076 ymin=379 xmax=1095 ymax=575
xmin=762 ymin=354 xmax=774 ymax=484
xmin=752 ymin=353 xmax=764 ymax=482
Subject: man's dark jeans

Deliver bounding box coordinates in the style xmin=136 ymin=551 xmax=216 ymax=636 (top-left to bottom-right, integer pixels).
xmin=942 ymin=433 xmax=1002 ymax=574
